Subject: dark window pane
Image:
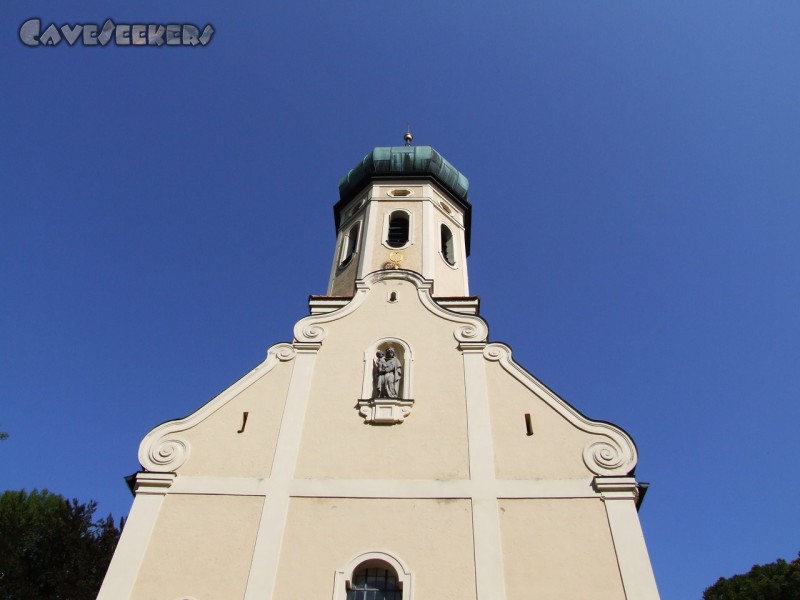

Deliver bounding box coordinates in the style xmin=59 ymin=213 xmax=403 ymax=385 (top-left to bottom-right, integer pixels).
xmin=341 ymin=222 xmax=360 ymax=266
xmin=387 ymin=213 xmax=409 ymax=248
xmin=350 ymin=566 xmax=402 ymax=599
xmin=441 ymin=224 xmax=454 ymax=265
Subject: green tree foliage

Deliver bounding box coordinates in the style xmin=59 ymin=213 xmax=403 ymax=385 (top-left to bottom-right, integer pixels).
xmin=704 ymin=554 xmax=800 ymax=600
xmin=0 ymin=489 xmax=122 ymax=600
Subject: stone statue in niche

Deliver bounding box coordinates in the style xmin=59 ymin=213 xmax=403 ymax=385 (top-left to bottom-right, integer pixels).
xmin=374 ymin=347 xmax=402 ymax=398
xmin=360 ymin=346 xmax=412 ymax=424
xmin=373 ymin=351 xmax=386 ymax=396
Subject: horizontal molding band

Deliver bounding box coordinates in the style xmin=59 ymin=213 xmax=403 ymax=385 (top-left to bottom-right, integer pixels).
xmin=166 ymin=476 xmax=600 ymax=499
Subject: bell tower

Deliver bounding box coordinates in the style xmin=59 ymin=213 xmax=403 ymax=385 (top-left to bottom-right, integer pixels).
xmin=328 ymin=140 xmax=472 ymax=297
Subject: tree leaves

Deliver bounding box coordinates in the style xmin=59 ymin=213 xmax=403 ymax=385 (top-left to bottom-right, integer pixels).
xmin=0 ymin=489 xmax=121 ymax=600
xmin=704 ymin=554 xmax=800 ymax=600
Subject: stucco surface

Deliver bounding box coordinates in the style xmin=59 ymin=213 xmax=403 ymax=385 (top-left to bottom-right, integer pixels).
xmin=131 ymin=494 xmax=264 ymax=600
xmin=499 ymin=498 xmax=625 ymax=599
xmin=330 ymin=242 xmax=361 ymax=296
xmin=486 ymin=359 xmax=598 ymax=480
xmin=176 ymin=358 xmax=293 ymax=477
xmin=274 ymin=497 xmax=477 ymax=600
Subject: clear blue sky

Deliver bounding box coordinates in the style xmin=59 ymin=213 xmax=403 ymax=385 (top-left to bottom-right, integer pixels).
xmin=2 ymin=2 xmax=798 ymax=598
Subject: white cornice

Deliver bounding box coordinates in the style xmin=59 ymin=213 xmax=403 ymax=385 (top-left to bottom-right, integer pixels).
xmin=593 ymin=476 xmax=640 ymax=501
xmin=434 ymin=297 xmax=479 ymax=315
xmin=133 ymin=472 xmax=176 ymax=495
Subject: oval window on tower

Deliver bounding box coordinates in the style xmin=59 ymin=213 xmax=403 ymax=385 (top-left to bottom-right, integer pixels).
xmin=386 ymin=211 xmax=409 ymax=248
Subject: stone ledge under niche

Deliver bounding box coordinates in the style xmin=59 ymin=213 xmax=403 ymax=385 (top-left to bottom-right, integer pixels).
xmin=357 ymin=398 xmax=415 ymax=425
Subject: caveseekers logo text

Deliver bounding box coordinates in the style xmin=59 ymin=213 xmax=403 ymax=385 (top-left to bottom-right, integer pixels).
xmin=20 ymin=19 xmax=214 ymax=47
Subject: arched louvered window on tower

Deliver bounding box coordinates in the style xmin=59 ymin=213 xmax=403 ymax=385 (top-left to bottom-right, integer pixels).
xmin=386 ymin=211 xmax=409 ymax=248
xmin=340 ymin=221 xmax=360 ymax=267
xmin=440 ymin=223 xmax=455 ymax=265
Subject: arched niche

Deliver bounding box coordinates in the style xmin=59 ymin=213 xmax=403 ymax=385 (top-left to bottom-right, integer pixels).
xmin=360 ymin=338 xmax=412 ymax=400
xmin=357 ymin=338 xmax=414 ymax=425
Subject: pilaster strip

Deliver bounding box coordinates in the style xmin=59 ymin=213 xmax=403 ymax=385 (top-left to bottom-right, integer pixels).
xmin=358 ymin=194 xmax=377 ymax=279
xmin=422 ymin=199 xmax=435 ymax=280
xmin=595 ymin=478 xmax=661 ymax=600
xmin=459 ymin=221 xmax=470 ymax=295
xmin=96 ymin=473 xmax=175 ymax=600
xmin=326 ymin=229 xmax=342 ymax=296
xmin=462 ymin=347 xmax=507 ymax=600
xmin=244 ymin=347 xmax=319 ymax=600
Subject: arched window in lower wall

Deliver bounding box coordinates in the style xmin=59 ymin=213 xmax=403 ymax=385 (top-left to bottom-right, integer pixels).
xmin=334 ymin=551 xmax=412 ymax=600
xmin=347 ymin=565 xmax=402 ymax=600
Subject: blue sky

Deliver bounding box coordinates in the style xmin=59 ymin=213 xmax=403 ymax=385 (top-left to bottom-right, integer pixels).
xmin=2 ymin=2 xmax=798 ymax=598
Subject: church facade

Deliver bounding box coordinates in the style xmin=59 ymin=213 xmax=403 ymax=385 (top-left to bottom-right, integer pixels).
xmin=98 ymin=143 xmax=660 ymax=599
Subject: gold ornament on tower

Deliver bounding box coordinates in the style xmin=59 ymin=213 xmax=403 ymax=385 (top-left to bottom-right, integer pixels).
xmin=385 ymin=251 xmax=404 ymax=269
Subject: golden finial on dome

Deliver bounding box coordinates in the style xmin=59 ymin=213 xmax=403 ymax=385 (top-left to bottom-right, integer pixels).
xmin=404 ymin=126 xmax=413 ymax=146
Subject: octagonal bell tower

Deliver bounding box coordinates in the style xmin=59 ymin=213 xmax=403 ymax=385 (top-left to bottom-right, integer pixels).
xmin=329 ymin=143 xmax=472 ymax=297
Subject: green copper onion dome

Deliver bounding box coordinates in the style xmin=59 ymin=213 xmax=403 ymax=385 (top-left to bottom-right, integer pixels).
xmin=338 ymin=146 xmax=469 ymax=205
